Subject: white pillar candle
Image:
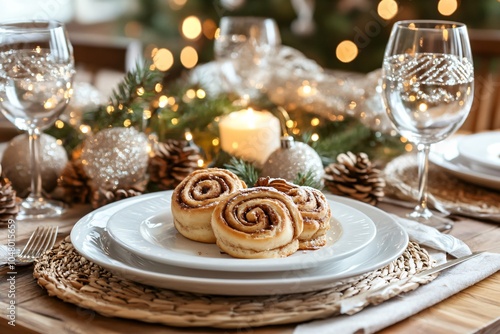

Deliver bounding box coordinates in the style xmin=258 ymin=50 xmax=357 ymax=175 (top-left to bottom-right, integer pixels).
xmin=219 ymin=108 xmax=281 ymax=166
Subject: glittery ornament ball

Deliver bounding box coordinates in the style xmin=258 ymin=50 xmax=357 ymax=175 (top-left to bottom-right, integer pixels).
xmin=81 ymin=127 xmax=150 ymax=189
xmin=261 ymin=141 xmax=324 ymax=184
xmin=1 ymin=133 xmax=68 ymax=196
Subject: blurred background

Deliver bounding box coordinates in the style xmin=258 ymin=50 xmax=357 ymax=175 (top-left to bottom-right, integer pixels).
xmin=2 ymin=0 xmax=499 ymax=76
xmin=1 ymin=0 xmax=499 ymax=143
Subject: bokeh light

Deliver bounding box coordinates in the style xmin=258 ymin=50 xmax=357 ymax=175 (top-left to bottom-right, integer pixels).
xmin=377 ymin=0 xmax=398 ymax=20
xmin=182 ymin=16 xmax=202 ymax=40
xmin=180 ymin=46 xmax=199 ymax=69
xmin=438 ymin=0 xmax=458 ymax=16
xmin=336 ymin=40 xmax=358 ymax=63
xmin=153 ymin=48 xmax=174 ymax=71
xmin=202 ymin=19 xmax=217 ymax=39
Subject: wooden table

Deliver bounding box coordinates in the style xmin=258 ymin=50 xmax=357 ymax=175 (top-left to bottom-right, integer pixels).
xmin=1 ymin=201 xmax=499 ymax=334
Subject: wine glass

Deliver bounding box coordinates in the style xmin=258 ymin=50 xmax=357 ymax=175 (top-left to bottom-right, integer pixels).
xmin=0 ymin=21 xmax=75 ymax=219
xmin=381 ymin=20 xmax=474 ymax=231
xmin=214 ymin=16 xmax=281 ymax=104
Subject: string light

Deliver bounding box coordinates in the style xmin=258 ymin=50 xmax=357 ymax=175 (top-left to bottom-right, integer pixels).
xmin=79 ymin=125 xmax=91 ymax=134
xmin=158 ymin=95 xmax=168 ymax=108
xmin=185 ymin=89 xmax=196 ymax=99
xmin=184 ymin=130 xmax=193 ymax=141
xmin=196 ymin=89 xmax=206 ymax=99
xmin=155 ymin=83 xmax=163 ymax=93
xmin=55 ymin=120 xmax=64 ymax=129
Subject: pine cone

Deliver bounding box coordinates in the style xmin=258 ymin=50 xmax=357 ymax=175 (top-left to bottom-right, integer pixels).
xmin=58 ymin=159 xmax=91 ymax=204
xmin=91 ymin=187 xmax=142 ymax=209
xmin=324 ymin=152 xmax=385 ymax=205
xmin=148 ymin=140 xmax=203 ymax=189
xmin=0 ymin=177 xmax=19 ymax=224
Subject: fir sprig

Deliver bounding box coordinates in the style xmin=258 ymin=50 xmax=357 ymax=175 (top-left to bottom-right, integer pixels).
xmin=224 ymin=157 xmax=261 ymax=187
xmin=82 ymin=62 xmax=163 ymax=132
xmin=293 ymin=169 xmax=323 ymax=189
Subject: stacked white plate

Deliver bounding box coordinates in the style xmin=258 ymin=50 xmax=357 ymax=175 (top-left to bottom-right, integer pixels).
xmin=70 ymin=191 xmax=408 ymax=296
xmin=429 ymin=131 xmax=500 ymax=191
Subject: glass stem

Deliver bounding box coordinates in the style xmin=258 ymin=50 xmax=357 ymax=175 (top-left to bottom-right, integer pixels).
xmin=28 ymin=128 xmax=43 ymax=201
xmin=414 ymin=144 xmax=432 ymax=218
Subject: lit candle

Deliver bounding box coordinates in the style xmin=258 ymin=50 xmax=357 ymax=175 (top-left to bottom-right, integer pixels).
xmin=219 ymin=108 xmax=281 ymax=166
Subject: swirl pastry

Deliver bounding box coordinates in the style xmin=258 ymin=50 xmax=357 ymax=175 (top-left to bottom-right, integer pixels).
xmin=211 ymin=187 xmax=303 ymax=259
xmin=171 ymin=168 xmax=246 ymax=243
xmin=255 ymin=177 xmax=331 ymax=250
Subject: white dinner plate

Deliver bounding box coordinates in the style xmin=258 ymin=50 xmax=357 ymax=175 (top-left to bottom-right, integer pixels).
xmin=430 ymin=136 xmax=500 ymax=191
xmin=70 ymin=193 xmax=408 ymax=296
xmin=106 ymin=191 xmax=377 ymax=272
xmin=457 ymin=131 xmax=500 ymax=171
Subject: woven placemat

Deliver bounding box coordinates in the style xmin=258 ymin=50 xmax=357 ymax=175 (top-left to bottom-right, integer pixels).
xmin=384 ymin=154 xmax=500 ymax=221
xmin=33 ymin=237 xmax=437 ymax=329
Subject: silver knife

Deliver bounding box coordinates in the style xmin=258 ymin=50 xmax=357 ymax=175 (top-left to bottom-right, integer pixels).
xmin=340 ymin=251 xmax=483 ymax=315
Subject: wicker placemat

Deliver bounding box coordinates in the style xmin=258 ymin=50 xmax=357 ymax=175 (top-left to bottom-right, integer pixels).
xmin=384 ymin=154 xmax=500 ymax=221
xmin=33 ymin=237 xmax=437 ymax=329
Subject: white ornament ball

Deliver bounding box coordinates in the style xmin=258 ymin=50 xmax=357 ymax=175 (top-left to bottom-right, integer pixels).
xmin=261 ymin=137 xmax=324 ymax=184
xmin=1 ymin=133 xmax=68 ymax=195
xmin=81 ymin=127 xmax=149 ymax=190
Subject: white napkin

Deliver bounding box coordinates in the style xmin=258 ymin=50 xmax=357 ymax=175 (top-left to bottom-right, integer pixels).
xmin=294 ymin=217 xmax=500 ymax=334
xmin=395 ymin=215 xmax=472 ymax=258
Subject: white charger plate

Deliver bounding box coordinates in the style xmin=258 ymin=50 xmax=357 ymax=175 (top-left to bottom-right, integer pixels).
xmin=430 ymin=136 xmax=500 ymax=191
xmin=70 ymin=193 xmax=408 ymax=296
xmin=457 ymin=131 xmax=500 ymax=171
xmin=106 ymin=191 xmax=377 ymax=272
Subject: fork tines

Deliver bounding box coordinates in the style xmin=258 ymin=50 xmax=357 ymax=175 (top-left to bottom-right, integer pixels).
xmin=18 ymin=226 xmax=59 ymax=261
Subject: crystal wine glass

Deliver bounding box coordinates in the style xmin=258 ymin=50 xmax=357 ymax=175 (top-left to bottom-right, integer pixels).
xmin=381 ymin=20 xmax=474 ymax=231
xmin=214 ymin=16 xmax=281 ymax=104
xmin=0 ymin=21 xmax=75 ymax=219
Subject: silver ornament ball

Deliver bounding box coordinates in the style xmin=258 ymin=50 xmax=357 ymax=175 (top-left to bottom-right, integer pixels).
xmin=81 ymin=127 xmax=150 ymax=190
xmin=1 ymin=133 xmax=68 ymax=196
xmin=261 ymin=137 xmax=324 ymax=184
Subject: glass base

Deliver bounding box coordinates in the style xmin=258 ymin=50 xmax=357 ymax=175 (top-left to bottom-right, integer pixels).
xmin=407 ymin=207 xmax=453 ymax=232
xmin=17 ymin=197 xmax=67 ymax=220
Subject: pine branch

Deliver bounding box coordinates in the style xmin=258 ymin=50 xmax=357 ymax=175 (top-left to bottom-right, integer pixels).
xmin=293 ymin=169 xmax=323 ymax=189
xmin=82 ymin=62 xmax=163 ymax=132
xmin=224 ymin=157 xmax=261 ymax=187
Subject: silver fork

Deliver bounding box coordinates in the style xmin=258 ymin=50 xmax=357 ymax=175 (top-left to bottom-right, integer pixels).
xmin=15 ymin=225 xmax=59 ymax=266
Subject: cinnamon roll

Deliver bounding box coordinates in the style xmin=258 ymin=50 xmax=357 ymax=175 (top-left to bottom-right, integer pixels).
xmin=211 ymin=187 xmax=303 ymax=259
xmin=255 ymin=177 xmax=331 ymax=250
xmin=171 ymin=168 xmax=246 ymax=243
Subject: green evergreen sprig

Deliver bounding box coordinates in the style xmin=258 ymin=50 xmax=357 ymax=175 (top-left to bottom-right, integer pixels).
xmin=224 ymin=157 xmax=260 ymax=187
xmin=224 ymin=157 xmax=323 ymax=189
xmin=82 ymin=62 xmax=163 ymax=132
xmin=293 ymin=169 xmax=323 ymax=189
